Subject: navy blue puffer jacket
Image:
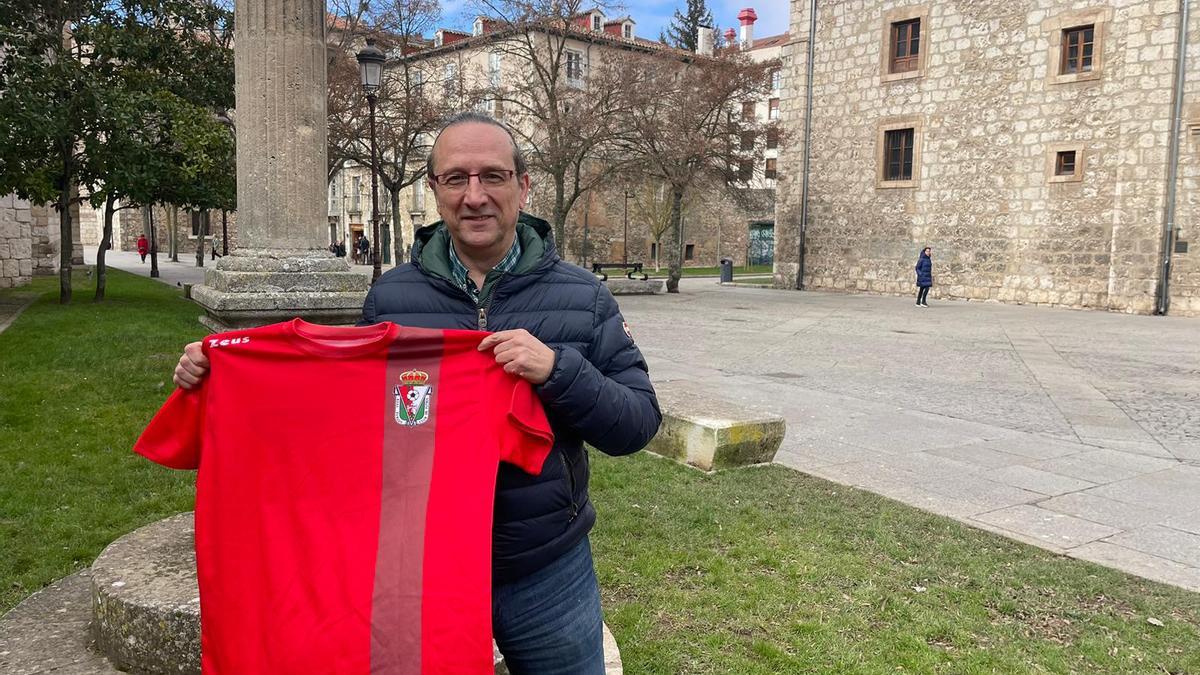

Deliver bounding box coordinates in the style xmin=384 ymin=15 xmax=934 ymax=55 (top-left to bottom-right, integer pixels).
xmin=915 ymin=252 xmax=933 ymax=288
xmin=361 ymin=214 xmax=661 ymax=583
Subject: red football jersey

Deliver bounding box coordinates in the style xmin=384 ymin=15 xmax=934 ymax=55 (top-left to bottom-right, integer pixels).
xmin=134 ymin=319 xmax=554 ymax=674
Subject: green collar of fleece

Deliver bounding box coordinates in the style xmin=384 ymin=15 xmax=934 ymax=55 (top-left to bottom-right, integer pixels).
xmin=417 ymin=214 xmax=547 ymax=305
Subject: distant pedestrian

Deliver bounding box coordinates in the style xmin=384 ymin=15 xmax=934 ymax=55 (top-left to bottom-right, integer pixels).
xmin=211 ymin=235 xmax=222 ymax=260
xmin=137 ymin=234 xmax=149 ymax=263
xmin=358 ymin=235 xmax=370 ymax=265
xmin=915 ymin=246 xmax=933 ymax=307
xmin=337 ymin=240 xmax=347 ymax=258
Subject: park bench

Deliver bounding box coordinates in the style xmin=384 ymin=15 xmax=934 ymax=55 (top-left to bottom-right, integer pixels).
xmin=592 ymin=262 xmax=648 ymax=281
xmin=645 ymin=380 xmax=786 ymax=472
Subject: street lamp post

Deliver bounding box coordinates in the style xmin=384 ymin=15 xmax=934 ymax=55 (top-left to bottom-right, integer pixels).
xmin=357 ymin=39 xmax=386 ymax=283
xmin=623 ymin=190 xmax=632 ymax=267
xmin=215 ymin=109 xmax=235 ymax=256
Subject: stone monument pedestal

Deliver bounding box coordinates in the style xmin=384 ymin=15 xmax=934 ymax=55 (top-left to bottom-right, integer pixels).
xmin=193 ymin=250 xmax=367 ymax=332
xmin=0 ymin=515 xmax=624 ymax=674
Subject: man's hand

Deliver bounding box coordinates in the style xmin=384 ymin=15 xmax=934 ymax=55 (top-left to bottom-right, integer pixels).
xmin=478 ymin=330 xmax=555 ymax=385
xmin=174 ymin=341 xmax=210 ymax=389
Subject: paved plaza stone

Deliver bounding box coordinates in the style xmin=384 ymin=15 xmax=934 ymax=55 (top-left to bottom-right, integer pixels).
xmin=617 ymin=281 xmax=1200 ymax=592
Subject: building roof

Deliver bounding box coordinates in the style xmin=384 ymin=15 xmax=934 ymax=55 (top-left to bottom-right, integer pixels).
xmin=746 ymin=32 xmax=788 ymax=51
xmin=399 ymin=19 xmax=692 ymax=64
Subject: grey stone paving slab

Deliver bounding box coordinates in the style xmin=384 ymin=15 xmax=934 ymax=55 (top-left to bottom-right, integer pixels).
xmin=1039 ymin=493 xmax=1168 ymax=531
xmin=775 ymin=440 xmax=893 ymax=469
xmin=983 ymin=465 xmax=1096 ymax=496
xmin=1073 ymin=449 xmax=1178 ymax=474
xmin=1086 ymin=466 xmax=1200 ymax=517
xmin=1070 ymin=542 xmax=1200 ymax=593
xmin=972 ymin=505 xmax=1121 ymax=549
xmin=914 ymin=474 xmax=1046 ymax=512
xmin=964 ymin=436 xmax=1086 ymax=460
xmin=926 ymin=442 xmax=1029 ymax=470
xmin=1164 ymin=512 xmax=1200 ymax=535
xmin=1025 ymin=455 xmax=1153 ymax=485
xmin=1102 ymin=525 xmax=1200 ymax=568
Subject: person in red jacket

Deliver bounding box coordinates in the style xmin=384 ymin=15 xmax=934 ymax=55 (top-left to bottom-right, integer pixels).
xmin=137 ymin=234 xmax=149 ymax=263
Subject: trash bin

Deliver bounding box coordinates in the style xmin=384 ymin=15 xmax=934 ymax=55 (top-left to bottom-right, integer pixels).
xmin=719 ymin=258 xmax=733 ymax=283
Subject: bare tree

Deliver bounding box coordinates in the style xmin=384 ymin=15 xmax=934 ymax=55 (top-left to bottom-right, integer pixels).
xmin=618 ymin=50 xmax=774 ymax=292
xmin=468 ymin=0 xmax=639 ymax=251
xmin=632 ymin=179 xmax=676 ymax=272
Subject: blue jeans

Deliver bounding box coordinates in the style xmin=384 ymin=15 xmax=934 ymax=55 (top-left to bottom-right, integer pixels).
xmin=493 ymin=538 xmax=605 ymax=674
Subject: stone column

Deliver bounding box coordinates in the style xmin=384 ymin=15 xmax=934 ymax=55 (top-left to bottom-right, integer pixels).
xmin=192 ymin=0 xmax=368 ymax=331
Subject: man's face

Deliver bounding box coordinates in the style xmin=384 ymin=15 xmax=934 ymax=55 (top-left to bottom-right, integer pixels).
xmin=428 ymin=122 xmax=531 ymax=254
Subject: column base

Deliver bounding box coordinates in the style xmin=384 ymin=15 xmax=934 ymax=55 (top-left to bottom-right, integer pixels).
xmin=191 ymin=249 xmax=370 ymax=332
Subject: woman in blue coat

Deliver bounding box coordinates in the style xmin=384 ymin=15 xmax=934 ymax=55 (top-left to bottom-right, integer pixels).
xmin=915 ymin=246 xmax=933 ymax=307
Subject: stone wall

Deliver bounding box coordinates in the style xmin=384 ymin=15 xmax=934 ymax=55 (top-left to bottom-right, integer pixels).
xmin=0 ymin=193 xmax=33 ymax=288
xmin=776 ymin=0 xmax=1200 ymax=316
xmin=117 ymin=206 xmax=240 ymax=258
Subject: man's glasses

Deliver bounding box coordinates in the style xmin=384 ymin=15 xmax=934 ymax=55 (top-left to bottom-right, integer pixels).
xmin=430 ymin=170 xmax=516 ymax=190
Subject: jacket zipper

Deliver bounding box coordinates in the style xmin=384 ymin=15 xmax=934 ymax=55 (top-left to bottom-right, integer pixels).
xmin=476 ymin=271 xmax=508 ymax=330
xmin=559 ymin=451 xmax=579 ymax=522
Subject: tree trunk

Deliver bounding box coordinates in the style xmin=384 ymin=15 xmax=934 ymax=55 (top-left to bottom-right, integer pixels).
xmin=168 ymin=206 xmax=178 ymax=262
xmin=57 ymin=178 xmax=73 ymax=304
xmin=95 ymin=194 xmax=116 ymax=302
xmin=390 ymin=187 xmax=405 ymax=265
xmin=552 ymin=174 xmax=567 ymax=257
xmin=666 ymin=187 xmax=684 ymax=293
xmin=148 ymin=206 xmax=160 ymax=278
xmin=195 ymin=211 xmax=206 ymax=267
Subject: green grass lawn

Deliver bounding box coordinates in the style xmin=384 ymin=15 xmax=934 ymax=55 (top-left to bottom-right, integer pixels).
xmin=3 ymin=270 xmax=1199 ymax=673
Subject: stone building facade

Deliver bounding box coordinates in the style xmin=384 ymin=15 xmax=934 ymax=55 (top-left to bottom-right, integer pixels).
xmin=776 ymin=0 xmax=1200 ymax=315
xmin=0 ymin=193 xmax=33 ymax=288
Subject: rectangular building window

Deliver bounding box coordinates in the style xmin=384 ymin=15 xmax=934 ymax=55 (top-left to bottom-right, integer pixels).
xmin=650 ymin=242 xmax=658 ymax=260
xmin=411 ymin=180 xmax=425 ymax=211
xmin=1048 ymin=144 xmax=1084 ymax=183
xmin=742 ymin=100 xmax=755 ymax=120
xmin=770 ymin=69 xmax=781 ymax=91
xmin=1055 ymin=151 xmax=1076 ymax=176
xmin=488 ymin=52 xmax=501 ymax=87
xmin=766 ymin=126 xmax=779 ymax=149
xmin=738 ymin=159 xmax=753 ymax=182
xmin=890 ymin=19 xmax=920 ymax=73
xmin=623 ymin=24 xmax=631 ymax=39
xmin=592 ymin=14 xmax=602 ymax=31
xmin=1061 ymin=25 xmax=1094 ymax=74
xmin=565 ymin=50 xmax=584 ymax=82
xmin=768 ymin=98 xmax=779 ymax=120
xmin=740 ymin=131 xmax=755 ymax=151
xmin=884 ymin=128 xmax=914 ymax=181
xmin=443 ymin=62 xmax=458 ymax=97
xmin=684 ymin=244 xmax=695 ymax=261
xmin=765 ymin=158 xmax=777 ymax=179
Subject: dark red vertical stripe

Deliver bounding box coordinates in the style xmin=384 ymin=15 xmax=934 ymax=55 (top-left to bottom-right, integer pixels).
xmin=370 ymin=328 xmax=444 ymax=674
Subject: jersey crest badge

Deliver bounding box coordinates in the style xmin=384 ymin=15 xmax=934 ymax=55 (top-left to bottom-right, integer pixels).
xmin=394 ymin=370 xmax=432 ymax=426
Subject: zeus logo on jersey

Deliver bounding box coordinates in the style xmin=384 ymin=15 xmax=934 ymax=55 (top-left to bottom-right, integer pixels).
xmin=208 ymin=336 xmax=251 ymax=348
xmin=394 ymin=370 xmax=432 ymax=426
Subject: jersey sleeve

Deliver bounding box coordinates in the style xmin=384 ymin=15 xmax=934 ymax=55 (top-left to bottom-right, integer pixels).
xmin=501 ymin=378 xmax=554 ymax=475
xmin=133 ymin=386 xmax=205 ymax=470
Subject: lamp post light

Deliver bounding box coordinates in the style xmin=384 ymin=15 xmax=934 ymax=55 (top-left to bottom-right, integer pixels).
xmin=214 ymin=109 xmax=235 ymax=256
xmin=357 ymin=38 xmax=386 ymax=283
